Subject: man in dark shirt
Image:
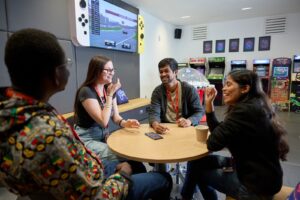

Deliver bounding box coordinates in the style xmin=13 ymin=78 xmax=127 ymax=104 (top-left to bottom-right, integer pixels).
xmin=149 ymin=58 xmax=204 ymax=134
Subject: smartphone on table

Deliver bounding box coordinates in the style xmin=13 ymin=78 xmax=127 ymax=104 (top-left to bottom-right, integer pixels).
xmin=145 ymin=132 xmax=163 ymax=140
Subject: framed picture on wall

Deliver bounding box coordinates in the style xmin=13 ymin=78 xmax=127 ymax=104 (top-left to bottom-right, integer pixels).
xmin=243 ymin=37 xmax=255 ymax=52
xmin=215 ymin=40 xmax=225 ymax=53
xmin=259 ymin=36 xmax=271 ymax=51
xmin=229 ymin=38 xmax=239 ymax=52
xmin=203 ymin=40 xmax=213 ymax=54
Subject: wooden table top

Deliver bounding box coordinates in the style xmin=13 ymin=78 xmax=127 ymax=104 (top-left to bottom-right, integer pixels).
xmin=61 ymin=98 xmax=150 ymax=119
xmin=107 ymin=123 xmax=209 ymax=163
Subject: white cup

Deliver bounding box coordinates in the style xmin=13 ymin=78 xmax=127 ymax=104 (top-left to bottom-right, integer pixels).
xmin=195 ymin=125 xmax=209 ymax=143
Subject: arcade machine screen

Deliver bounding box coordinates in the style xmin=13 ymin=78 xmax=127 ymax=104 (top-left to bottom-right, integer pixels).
xmin=210 ymin=68 xmax=223 ymax=74
xmin=273 ymin=66 xmax=289 ymax=78
xmin=256 ymin=66 xmax=266 ymax=77
xmin=293 ymin=62 xmax=300 ymax=73
xmin=232 ymin=67 xmax=245 ymax=71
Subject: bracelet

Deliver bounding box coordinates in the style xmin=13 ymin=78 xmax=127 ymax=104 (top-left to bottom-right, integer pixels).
xmin=118 ymin=119 xmax=124 ymax=127
xmin=105 ymin=104 xmax=112 ymax=109
xmin=107 ymin=95 xmax=113 ymax=98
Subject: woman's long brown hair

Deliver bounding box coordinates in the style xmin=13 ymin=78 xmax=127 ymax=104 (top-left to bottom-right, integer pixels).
xmin=73 ymin=55 xmax=111 ymax=119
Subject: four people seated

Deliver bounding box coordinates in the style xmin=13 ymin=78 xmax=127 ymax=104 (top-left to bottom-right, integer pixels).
xmin=0 ymin=28 xmax=290 ymax=200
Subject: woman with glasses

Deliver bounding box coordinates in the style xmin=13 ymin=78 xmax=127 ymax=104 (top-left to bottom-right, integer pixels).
xmin=74 ymin=55 xmax=146 ymax=175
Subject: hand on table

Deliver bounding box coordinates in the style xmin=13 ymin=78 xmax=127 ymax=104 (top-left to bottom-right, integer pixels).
xmin=152 ymin=122 xmax=170 ymax=134
xmin=176 ymin=118 xmax=192 ymax=127
xmin=124 ymin=119 xmax=140 ymax=128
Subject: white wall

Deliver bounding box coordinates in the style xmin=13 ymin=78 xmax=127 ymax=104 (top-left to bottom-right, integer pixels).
xmin=174 ymin=12 xmax=300 ymax=75
xmin=139 ymin=12 xmax=300 ymax=98
xmin=139 ymin=10 xmax=177 ymax=98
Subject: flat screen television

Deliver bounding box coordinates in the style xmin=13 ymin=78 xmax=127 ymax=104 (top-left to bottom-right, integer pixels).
xmin=273 ymin=66 xmax=289 ymax=78
xmin=293 ymin=62 xmax=300 ymax=73
xmin=70 ymin=0 xmax=138 ymax=53
xmin=256 ymin=66 xmax=266 ymax=77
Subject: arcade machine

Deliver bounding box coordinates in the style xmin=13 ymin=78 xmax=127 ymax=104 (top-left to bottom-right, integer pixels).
xmin=253 ymin=59 xmax=271 ymax=96
xmin=290 ymin=55 xmax=300 ymax=113
xmin=189 ymin=57 xmax=207 ymax=76
xmin=207 ymin=57 xmax=225 ymax=106
xmin=177 ymin=62 xmax=189 ymax=70
xmin=231 ymin=60 xmax=247 ymax=71
xmin=270 ymin=57 xmax=292 ymax=111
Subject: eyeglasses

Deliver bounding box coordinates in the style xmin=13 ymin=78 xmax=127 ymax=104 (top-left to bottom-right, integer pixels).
xmin=103 ymin=68 xmax=115 ymax=73
xmin=57 ymin=58 xmax=72 ymax=69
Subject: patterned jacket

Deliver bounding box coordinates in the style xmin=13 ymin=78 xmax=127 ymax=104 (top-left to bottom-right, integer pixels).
xmin=0 ymin=87 xmax=129 ymax=200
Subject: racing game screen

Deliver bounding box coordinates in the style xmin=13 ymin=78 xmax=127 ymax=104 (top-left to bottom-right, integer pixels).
xmin=90 ymin=0 xmax=138 ymax=52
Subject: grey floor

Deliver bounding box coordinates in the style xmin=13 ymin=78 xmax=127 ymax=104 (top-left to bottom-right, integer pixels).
xmin=1 ymin=106 xmax=299 ymax=199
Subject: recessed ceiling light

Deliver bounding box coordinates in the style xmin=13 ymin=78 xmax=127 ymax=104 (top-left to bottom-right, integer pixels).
xmin=242 ymin=7 xmax=252 ymax=11
xmin=180 ymin=16 xmax=191 ymax=19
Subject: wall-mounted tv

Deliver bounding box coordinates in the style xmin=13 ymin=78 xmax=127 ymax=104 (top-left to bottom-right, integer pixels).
xmin=273 ymin=66 xmax=289 ymax=78
xmin=70 ymin=0 xmax=138 ymax=53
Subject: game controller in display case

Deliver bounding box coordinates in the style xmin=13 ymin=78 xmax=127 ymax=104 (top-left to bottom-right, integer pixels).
xmin=69 ymin=0 xmax=139 ymax=53
xmin=69 ymin=0 xmax=90 ymax=46
xmin=138 ymin=14 xmax=144 ymax=54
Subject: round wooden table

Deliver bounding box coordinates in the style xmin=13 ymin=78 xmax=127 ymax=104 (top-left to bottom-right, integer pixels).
xmin=107 ymin=123 xmax=209 ymax=163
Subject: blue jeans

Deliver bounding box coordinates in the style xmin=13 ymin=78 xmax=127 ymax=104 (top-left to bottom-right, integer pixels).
xmin=105 ymin=160 xmax=173 ymax=200
xmin=75 ymin=125 xmax=119 ymax=162
xmin=181 ymin=155 xmax=273 ymax=200
xmin=75 ymin=125 xmax=147 ymax=175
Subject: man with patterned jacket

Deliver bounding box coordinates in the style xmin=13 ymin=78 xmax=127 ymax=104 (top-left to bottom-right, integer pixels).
xmin=0 ymin=28 xmax=172 ymax=200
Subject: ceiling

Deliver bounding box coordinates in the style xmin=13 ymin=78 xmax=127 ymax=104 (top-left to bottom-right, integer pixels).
xmin=122 ymin=0 xmax=300 ymax=26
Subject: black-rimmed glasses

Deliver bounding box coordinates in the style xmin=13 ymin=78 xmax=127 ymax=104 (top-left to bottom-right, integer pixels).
xmin=57 ymin=58 xmax=72 ymax=69
xmin=103 ymin=68 xmax=115 ymax=73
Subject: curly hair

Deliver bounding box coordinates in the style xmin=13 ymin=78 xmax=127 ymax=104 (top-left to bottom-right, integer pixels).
xmin=5 ymin=28 xmax=65 ymax=92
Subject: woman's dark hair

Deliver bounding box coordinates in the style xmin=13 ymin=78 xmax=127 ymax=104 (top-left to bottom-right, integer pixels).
xmin=158 ymin=58 xmax=178 ymax=72
xmin=4 ymin=28 xmax=65 ymax=97
xmin=74 ymin=55 xmax=111 ymax=116
xmin=226 ymin=69 xmax=289 ymax=161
